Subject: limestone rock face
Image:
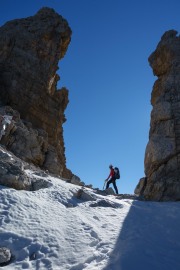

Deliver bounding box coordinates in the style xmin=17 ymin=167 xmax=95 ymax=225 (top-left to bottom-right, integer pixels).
xmin=0 ymin=106 xmax=49 ymax=166
xmin=0 ymin=8 xmax=72 ymax=178
xmin=135 ymin=30 xmax=180 ymax=201
xmin=0 ymin=145 xmax=52 ymax=191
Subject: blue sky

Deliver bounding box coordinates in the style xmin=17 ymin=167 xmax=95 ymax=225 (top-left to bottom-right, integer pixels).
xmin=1 ymin=0 xmax=180 ymax=193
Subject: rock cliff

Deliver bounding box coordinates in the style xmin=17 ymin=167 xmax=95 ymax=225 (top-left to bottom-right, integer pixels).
xmin=135 ymin=30 xmax=180 ymax=201
xmin=0 ymin=8 xmax=72 ymax=178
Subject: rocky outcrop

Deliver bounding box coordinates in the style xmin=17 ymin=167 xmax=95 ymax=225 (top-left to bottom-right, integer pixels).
xmin=0 ymin=145 xmax=52 ymax=191
xmin=76 ymin=188 xmax=96 ymax=201
xmin=135 ymin=30 xmax=180 ymax=201
xmin=0 ymin=247 xmax=11 ymax=266
xmin=0 ymin=106 xmax=49 ymax=166
xmin=0 ymin=8 xmax=72 ymax=178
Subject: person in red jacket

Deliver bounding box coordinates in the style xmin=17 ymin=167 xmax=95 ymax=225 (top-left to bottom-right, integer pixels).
xmin=106 ymin=164 xmax=118 ymax=194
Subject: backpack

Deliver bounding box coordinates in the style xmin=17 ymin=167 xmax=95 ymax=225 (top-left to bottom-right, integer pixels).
xmin=114 ymin=167 xmax=120 ymax=179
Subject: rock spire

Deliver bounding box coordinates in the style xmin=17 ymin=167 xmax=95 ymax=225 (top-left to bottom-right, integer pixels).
xmin=135 ymin=30 xmax=180 ymax=201
xmin=0 ymin=7 xmax=72 ymax=178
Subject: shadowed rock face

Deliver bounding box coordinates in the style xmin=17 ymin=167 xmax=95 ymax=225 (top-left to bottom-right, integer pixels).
xmin=0 ymin=7 xmax=72 ymax=178
xmin=135 ymin=30 xmax=180 ymax=201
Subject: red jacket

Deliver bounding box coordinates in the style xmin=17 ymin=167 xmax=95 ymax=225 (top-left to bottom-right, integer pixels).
xmin=107 ymin=168 xmax=115 ymax=180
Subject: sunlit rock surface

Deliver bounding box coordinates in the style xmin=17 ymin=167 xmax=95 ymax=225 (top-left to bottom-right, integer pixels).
xmin=135 ymin=30 xmax=180 ymax=201
xmin=0 ymin=8 xmax=72 ymax=178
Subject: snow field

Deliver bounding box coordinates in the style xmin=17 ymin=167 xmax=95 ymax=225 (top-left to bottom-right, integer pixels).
xmin=0 ymin=171 xmax=180 ymax=270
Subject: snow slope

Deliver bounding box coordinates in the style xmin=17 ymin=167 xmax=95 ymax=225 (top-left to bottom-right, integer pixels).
xmin=0 ymin=170 xmax=180 ymax=270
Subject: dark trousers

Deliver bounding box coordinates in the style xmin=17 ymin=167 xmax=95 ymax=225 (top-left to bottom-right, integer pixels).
xmin=106 ymin=177 xmax=118 ymax=194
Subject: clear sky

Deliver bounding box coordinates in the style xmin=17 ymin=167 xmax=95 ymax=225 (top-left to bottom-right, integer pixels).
xmin=0 ymin=0 xmax=180 ymax=194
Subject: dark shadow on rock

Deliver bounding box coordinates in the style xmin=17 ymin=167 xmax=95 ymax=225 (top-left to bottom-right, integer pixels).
xmin=90 ymin=199 xmax=123 ymax=209
xmin=103 ymin=200 xmax=180 ymax=270
xmin=31 ymin=178 xmax=53 ymax=191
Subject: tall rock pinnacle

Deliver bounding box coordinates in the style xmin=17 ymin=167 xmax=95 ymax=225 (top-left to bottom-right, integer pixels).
xmin=0 ymin=8 xmax=72 ymax=178
xmin=135 ymin=30 xmax=180 ymax=201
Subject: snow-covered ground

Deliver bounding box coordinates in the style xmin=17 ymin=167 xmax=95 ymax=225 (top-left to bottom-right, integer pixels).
xmin=0 ymin=170 xmax=180 ymax=270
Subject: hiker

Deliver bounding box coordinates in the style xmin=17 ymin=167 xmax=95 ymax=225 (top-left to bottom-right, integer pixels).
xmin=105 ymin=164 xmax=119 ymax=194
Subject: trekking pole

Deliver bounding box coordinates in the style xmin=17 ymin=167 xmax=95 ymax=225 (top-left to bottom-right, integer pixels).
xmin=103 ymin=179 xmax=107 ymax=190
